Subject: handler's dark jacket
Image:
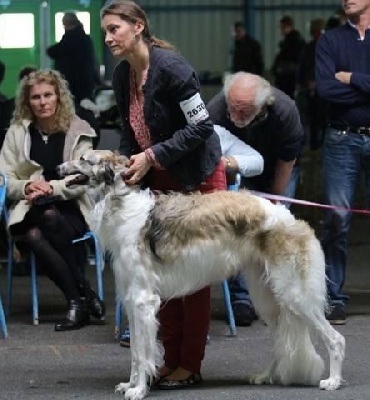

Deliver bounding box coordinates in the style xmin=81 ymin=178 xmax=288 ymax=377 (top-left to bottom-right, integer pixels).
xmin=112 ymin=46 xmax=221 ymax=191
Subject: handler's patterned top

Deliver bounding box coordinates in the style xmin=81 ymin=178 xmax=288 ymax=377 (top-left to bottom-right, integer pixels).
xmin=129 ymin=68 xmax=161 ymax=169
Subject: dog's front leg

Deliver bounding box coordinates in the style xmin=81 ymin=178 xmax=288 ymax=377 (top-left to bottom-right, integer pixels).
xmin=115 ymin=301 xmax=141 ymax=396
xmin=118 ymin=290 xmax=160 ymax=400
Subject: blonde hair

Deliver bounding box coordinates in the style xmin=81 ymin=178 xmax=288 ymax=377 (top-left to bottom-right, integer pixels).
xmin=101 ymin=0 xmax=175 ymax=50
xmin=12 ymin=69 xmax=75 ymax=132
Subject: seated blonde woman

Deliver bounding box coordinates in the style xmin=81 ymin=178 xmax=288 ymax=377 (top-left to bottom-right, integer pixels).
xmin=0 ymin=69 xmax=105 ymax=331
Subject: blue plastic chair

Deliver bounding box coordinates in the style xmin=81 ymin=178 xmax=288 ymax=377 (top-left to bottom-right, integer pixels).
xmin=115 ymin=175 xmax=241 ymax=339
xmin=6 ymin=232 xmax=104 ymax=326
xmin=221 ymin=173 xmax=242 ymax=337
xmin=3 ymin=174 xmax=104 ymax=325
xmin=0 ymin=172 xmax=9 ymax=338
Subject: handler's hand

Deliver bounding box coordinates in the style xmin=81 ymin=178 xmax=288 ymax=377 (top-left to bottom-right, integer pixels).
xmin=122 ymin=152 xmax=152 ymax=185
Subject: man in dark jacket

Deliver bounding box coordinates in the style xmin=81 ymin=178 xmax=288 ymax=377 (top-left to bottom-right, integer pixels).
xmin=207 ymin=72 xmax=304 ymax=326
xmin=47 ymin=12 xmax=97 ymax=105
xmin=272 ymin=15 xmax=306 ymax=98
xmin=296 ymin=18 xmax=326 ymax=150
xmin=231 ymin=21 xmax=264 ymax=76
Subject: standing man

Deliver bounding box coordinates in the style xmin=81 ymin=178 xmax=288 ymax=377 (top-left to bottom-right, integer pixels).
xmin=296 ymin=18 xmax=326 ymax=150
xmin=231 ymin=21 xmax=264 ymax=76
xmin=271 ymin=15 xmax=306 ymax=99
xmin=47 ymin=12 xmax=98 ymax=105
xmin=207 ymin=72 xmax=304 ymax=325
xmin=315 ymin=0 xmax=370 ymax=325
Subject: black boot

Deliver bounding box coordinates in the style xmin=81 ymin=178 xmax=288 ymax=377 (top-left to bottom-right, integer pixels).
xmin=79 ymin=280 xmax=106 ymax=320
xmin=54 ymin=300 xmax=90 ymax=332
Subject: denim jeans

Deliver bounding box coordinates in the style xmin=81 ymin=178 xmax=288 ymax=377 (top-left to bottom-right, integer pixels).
xmin=228 ymin=164 xmax=301 ymax=306
xmin=321 ymin=127 xmax=370 ymax=307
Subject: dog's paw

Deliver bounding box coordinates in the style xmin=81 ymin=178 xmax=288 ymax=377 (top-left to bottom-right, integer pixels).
xmin=124 ymin=386 xmax=147 ymax=400
xmin=115 ymin=382 xmax=131 ymax=394
xmin=319 ymin=377 xmax=342 ymax=390
xmin=247 ymin=373 xmax=274 ymax=385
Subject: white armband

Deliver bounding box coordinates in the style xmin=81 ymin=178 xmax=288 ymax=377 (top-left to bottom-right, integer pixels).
xmin=179 ymin=93 xmax=209 ymax=125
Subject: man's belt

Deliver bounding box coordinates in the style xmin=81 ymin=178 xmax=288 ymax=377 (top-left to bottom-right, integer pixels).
xmin=328 ymin=122 xmax=370 ymax=136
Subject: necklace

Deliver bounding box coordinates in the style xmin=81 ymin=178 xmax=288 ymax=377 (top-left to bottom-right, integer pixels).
xmin=39 ymin=130 xmax=50 ymax=144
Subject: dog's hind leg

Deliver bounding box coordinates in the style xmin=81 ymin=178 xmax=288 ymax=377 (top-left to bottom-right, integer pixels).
xmin=246 ymin=259 xmax=326 ymax=388
xmin=310 ymin=313 xmax=345 ymax=390
xmin=242 ymin=264 xmax=282 ymax=385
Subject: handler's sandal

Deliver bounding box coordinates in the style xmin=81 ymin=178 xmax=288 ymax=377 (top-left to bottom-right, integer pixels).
xmin=157 ymin=373 xmax=202 ymax=389
xmin=119 ymin=326 xmax=130 ymax=347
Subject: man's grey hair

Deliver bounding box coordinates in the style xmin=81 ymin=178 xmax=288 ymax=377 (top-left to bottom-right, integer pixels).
xmin=223 ymin=72 xmax=275 ymax=110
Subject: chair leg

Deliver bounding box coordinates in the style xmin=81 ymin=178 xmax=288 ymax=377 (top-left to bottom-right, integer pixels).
xmin=5 ymin=238 xmax=13 ymax=316
xmin=30 ymin=253 xmax=39 ymax=326
xmin=115 ymin=300 xmax=123 ymax=339
xmin=222 ymin=280 xmax=237 ymax=336
xmin=0 ymin=294 xmax=8 ymax=338
xmin=74 ymin=232 xmax=105 ymax=302
xmin=90 ymin=232 xmax=104 ymax=301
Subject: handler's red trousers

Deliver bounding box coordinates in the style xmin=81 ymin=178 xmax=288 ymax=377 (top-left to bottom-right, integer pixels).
xmin=149 ymin=162 xmax=226 ymax=373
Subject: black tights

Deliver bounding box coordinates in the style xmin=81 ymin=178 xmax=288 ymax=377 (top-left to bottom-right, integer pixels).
xmin=11 ymin=205 xmax=85 ymax=302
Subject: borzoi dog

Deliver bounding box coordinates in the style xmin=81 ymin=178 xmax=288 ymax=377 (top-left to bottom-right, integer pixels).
xmin=58 ymin=150 xmax=345 ymax=400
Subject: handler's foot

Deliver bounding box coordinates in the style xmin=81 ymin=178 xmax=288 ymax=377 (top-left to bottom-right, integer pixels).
xmin=157 ymin=365 xmax=175 ymax=378
xmin=157 ymin=367 xmax=202 ymax=389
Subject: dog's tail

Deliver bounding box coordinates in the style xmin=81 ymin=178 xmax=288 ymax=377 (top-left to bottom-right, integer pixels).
xmin=273 ymin=310 xmax=324 ymax=386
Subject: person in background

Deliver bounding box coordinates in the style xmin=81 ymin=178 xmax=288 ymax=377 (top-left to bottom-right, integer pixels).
xmin=1 ymin=66 xmax=38 ymax=150
xmin=0 ymin=60 xmax=6 ymax=101
xmin=315 ymin=0 xmax=370 ymax=325
xmin=47 ymin=12 xmax=98 ymax=106
xmin=325 ymin=8 xmax=347 ymax=30
xmin=0 ymin=69 xmax=105 ymax=331
xmin=271 ymin=15 xmax=306 ymax=99
xmin=231 ymin=21 xmax=264 ymax=76
xmin=207 ymin=72 xmax=304 ymax=326
xmin=296 ymin=18 xmax=326 ymax=150
xmin=101 ymin=0 xmax=226 ymax=388
xmin=47 ymin=12 xmax=102 ymax=148
xmin=0 ymin=65 xmax=40 ymax=272
xmin=215 ymin=124 xmax=264 ymax=181
xmin=1 ymin=65 xmax=101 ymax=150
xmin=0 ymin=61 xmax=11 ymax=149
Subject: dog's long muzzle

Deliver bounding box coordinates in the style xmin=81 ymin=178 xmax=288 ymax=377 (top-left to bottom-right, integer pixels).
xmin=65 ymin=174 xmax=90 ymax=187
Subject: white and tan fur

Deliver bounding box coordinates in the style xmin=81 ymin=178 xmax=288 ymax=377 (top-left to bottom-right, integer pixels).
xmin=58 ymin=150 xmax=345 ymax=400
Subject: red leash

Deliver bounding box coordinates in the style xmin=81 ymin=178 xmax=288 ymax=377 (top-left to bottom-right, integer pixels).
xmin=249 ymin=190 xmax=370 ymax=215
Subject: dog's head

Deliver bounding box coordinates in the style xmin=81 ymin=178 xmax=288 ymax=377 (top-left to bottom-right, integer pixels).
xmin=57 ymin=150 xmax=130 ymax=194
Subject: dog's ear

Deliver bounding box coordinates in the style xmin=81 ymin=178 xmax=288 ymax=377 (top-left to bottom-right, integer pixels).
xmin=104 ymin=164 xmax=115 ymax=185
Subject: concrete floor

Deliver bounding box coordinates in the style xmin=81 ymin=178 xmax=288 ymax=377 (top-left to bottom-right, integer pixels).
xmin=1 ymin=131 xmax=370 ymax=399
